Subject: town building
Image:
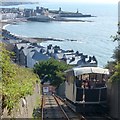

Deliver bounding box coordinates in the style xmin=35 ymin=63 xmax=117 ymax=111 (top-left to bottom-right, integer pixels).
xmin=13 ymin=41 xmax=98 ymax=68
xmin=0 ymin=13 xmax=18 ymax=20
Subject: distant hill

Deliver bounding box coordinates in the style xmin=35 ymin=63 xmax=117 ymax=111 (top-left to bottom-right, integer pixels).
xmin=1 ymin=2 xmax=38 ymax=6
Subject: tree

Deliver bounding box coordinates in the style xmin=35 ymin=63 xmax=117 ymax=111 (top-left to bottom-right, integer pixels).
xmin=109 ymin=63 xmax=120 ymax=82
xmin=33 ymin=58 xmax=71 ymax=87
xmin=112 ymin=45 xmax=120 ymax=62
xmin=107 ymin=35 xmax=120 ymax=82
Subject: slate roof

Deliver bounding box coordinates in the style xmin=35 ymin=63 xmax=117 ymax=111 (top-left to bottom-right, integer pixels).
xmin=32 ymin=51 xmax=50 ymax=61
xmin=16 ymin=43 xmax=30 ymax=50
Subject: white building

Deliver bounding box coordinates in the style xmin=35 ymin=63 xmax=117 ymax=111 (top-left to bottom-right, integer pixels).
xmin=1 ymin=13 xmax=18 ymax=20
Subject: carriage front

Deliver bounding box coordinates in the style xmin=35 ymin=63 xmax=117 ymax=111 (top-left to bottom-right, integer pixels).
xmin=65 ymin=67 xmax=109 ymax=105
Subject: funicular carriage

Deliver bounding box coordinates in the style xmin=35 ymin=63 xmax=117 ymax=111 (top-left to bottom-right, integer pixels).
xmin=65 ymin=67 xmax=109 ymax=113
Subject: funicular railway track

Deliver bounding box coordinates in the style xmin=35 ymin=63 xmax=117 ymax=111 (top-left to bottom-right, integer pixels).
xmin=41 ymin=94 xmax=84 ymax=120
xmin=41 ymin=94 xmax=114 ymax=120
xmin=54 ymin=95 xmax=114 ymax=120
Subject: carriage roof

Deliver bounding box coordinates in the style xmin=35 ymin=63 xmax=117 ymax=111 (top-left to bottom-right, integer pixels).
xmin=65 ymin=67 xmax=109 ymax=76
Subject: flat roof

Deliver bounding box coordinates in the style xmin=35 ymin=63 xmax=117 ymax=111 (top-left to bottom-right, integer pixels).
xmin=65 ymin=67 xmax=109 ymax=76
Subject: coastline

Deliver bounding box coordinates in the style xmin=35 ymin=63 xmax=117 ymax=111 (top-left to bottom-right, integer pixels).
xmin=1 ymin=20 xmax=78 ymax=43
xmin=0 ymin=18 xmax=27 ymax=28
xmin=2 ymin=23 xmax=10 ymax=29
xmin=1 ymin=19 xmax=41 ymax=43
xmin=0 ymin=22 xmax=8 ymax=29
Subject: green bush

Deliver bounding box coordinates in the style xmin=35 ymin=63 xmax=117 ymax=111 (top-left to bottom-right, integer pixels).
xmin=0 ymin=43 xmax=39 ymax=113
xmin=33 ymin=58 xmax=71 ymax=87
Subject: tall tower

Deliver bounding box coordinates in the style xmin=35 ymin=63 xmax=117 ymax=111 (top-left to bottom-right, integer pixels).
xmin=36 ymin=6 xmax=39 ymax=13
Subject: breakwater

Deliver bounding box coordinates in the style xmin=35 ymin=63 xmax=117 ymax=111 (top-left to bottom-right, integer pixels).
xmin=27 ymin=15 xmax=93 ymax=22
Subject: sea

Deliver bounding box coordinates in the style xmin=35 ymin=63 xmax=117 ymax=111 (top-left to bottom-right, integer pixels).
xmin=1 ymin=2 xmax=118 ymax=67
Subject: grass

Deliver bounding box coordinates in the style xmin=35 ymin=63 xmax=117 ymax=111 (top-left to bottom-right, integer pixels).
xmin=32 ymin=94 xmax=42 ymax=119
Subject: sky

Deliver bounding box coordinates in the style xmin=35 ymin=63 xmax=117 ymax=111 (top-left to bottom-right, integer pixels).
xmin=40 ymin=0 xmax=119 ymax=4
xmin=1 ymin=0 xmax=119 ymax=4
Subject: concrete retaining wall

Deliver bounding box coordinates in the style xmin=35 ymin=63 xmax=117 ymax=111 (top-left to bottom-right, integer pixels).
xmin=56 ymin=82 xmax=65 ymax=98
xmin=1 ymin=83 xmax=41 ymax=118
xmin=107 ymin=81 xmax=120 ymax=120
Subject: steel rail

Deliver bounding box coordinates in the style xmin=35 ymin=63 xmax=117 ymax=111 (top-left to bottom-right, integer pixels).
xmin=54 ymin=94 xmax=86 ymax=120
xmin=55 ymin=95 xmax=114 ymax=120
xmin=52 ymin=94 xmax=115 ymax=120
xmin=54 ymin=94 xmax=114 ymax=120
xmin=53 ymin=94 xmax=70 ymax=120
xmin=42 ymin=94 xmax=113 ymax=120
xmin=42 ymin=94 xmax=69 ymax=120
xmin=41 ymin=95 xmax=44 ymax=120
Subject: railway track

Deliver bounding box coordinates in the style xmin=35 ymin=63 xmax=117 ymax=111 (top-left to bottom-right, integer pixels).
xmin=41 ymin=94 xmax=114 ymax=120
xmin=41 ymin=94 xmax=84 ymax=120
xmin=55 ymin=95 xmax=115 ymax=120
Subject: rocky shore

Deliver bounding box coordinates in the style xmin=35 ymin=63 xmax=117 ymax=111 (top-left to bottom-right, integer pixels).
xmin=2 ymin=27 xmax=78 ymax=43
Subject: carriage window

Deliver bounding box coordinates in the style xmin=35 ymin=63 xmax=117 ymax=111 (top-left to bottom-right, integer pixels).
xmin=81 ymin=74 xmax=89 ymax=80
xmin=89 ymin=74 xmax=97 ymax=80
xmin=76 ymin=76 xmax=82 ymax=87
xmin=66 ymin=72 xmax=74 ymax=83
xmin=96 ymin=74 xmax=102 ymax=81
xmin=102 ymin=74 xmax=108 ymax=81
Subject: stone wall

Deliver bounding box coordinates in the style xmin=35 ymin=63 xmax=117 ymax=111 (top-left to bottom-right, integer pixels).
xmin=107 ymin=81 xmax=120 ymax=120
xmin=1 ymin=83 xmax=41 ymax=118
